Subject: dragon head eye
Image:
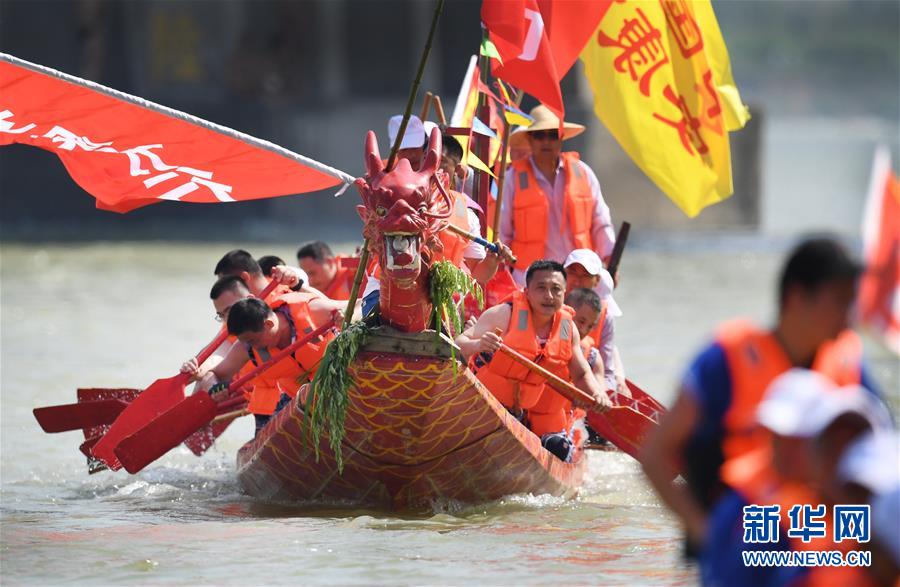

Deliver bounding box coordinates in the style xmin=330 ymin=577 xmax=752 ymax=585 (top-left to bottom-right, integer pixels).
xmin=417 ymin=204 xmax=428 ymax=215
xmin=376 ymin=206 xmax=387 ymax=217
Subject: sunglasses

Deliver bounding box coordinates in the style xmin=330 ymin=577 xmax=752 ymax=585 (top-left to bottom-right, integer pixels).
xmin=530 ymin=130 xmax=560 ymax=141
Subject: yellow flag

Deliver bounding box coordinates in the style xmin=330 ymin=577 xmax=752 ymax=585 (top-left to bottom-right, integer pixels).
xmin=580 ymin=0 xmax=749 ymax=217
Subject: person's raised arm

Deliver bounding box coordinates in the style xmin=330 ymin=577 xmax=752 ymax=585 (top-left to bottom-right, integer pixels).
xmin=455 ymin=303 xmax=511 ymax=361
xmin=181 ymin=342 xmax=249 ymax=393
xmin=641 ymin=390 xmax=707 ymax=547
xmin=567 ymin=328 xmax=612 ymax=411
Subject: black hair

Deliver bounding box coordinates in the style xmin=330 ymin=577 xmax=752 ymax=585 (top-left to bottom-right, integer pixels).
xmin=257 ymin=255 xmax=286 ymax=277
xmin=296 ymin=241 xmax=334 ymax=264
xmin=226 ymin=298 xmax=272 ymax=336
xmin=442 ymin=134 xmax=464 ymax=163
xmin=526 ymin=260 xmax=566 ymax=286
xmin=214 ymin=249 xmax=262 ymax=278
xmin=565 ymin=288 xmax=602 ymax=313
xmin=778 ymin=236 xmax=862 ymax=308
xmin=209 ymin=274 xmax=250 ymax=300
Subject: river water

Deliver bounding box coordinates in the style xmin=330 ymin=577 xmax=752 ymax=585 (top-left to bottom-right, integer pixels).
xmin=1 ymin=240 xmax=896 ymax=585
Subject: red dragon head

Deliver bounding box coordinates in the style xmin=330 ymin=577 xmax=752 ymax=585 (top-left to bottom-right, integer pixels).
xmin=354 ymin=127 xmax=453 ymax=331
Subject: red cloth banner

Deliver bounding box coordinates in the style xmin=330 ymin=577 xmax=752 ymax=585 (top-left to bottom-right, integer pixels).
xmin=0 ymin=54 xmax=353 ymax=213
xmin=858 ymin=146 xmax=900 ymax=355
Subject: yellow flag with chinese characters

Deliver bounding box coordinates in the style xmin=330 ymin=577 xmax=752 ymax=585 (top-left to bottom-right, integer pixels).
xmin=580 ymin=0 xmax=750 ymax=217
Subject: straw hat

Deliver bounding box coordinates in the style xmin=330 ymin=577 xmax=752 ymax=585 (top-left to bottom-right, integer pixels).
xmin=509 ymin=105 xmax=585 ymax=151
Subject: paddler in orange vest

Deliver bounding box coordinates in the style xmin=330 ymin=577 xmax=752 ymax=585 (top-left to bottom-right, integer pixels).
xmin=195 ymin=250 xmax=306 ymax=378
xmin=702 ymin=369 xmax=891 ymax=587
xmin=641 ymin=236 xmax=884 ymax=558
xmin=296 ymin=241 xmax=356 ymax=300
xmin=563 ymin=249 xmax=626 ymax=396
xmin=500 ymin=105 xmax=616 ymax=287
xmin=456 ymin=260 xmax=612 ymax=462
xmin=182 ymin=294 xmax=342 ymax=436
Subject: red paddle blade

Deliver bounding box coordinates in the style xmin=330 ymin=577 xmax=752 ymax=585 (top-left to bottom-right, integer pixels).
xmin=622 ymin=379 xmax=666 ymax=422
xmin=77 ymin=388 xmax=141 ymax=403
xmin=33 ymin=399 xmax=129 ymax=433
xmin=586 ymin=406 xmax=657 ymax=461
xmin=183 ymin=414 xmax=237 ymax=456
xmin=91 ymin=373 xmax=189 ymax=469
xmin=114 ymin=393 xmax=218 ymax=474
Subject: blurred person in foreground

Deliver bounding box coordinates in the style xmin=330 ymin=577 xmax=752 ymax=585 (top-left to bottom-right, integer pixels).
xmin=641 ymin=236 xmax=883 ymax=558
xmin=700 ymin=369 xmax=892 ymax=586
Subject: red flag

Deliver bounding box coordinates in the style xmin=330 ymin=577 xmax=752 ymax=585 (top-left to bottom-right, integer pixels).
xmin=482 ymin=0 xmax=563 ymax=120
xmin=858 ymin=146 xmax=900 ymax=355
xmin=481 ymin=0 xmax=611 ymax=121
xmin=537 ymin=0 xmax=612 ymax=76
xmin=0 ymin=54 xmax=353 ymax=213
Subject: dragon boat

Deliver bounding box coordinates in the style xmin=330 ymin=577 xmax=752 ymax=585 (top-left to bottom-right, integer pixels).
xmin=235 ymin=129 xmax=586 ymax=509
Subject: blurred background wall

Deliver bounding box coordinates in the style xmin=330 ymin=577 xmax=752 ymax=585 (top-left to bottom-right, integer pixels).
xmin=0 ymin=0 xmax=897 ymax=242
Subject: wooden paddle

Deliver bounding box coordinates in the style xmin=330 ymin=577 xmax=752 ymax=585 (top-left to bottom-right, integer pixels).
xmin=113 ymin=317 xmax=336 ymax=474
xmin=34 ymin=399 xmax=130 ymax=433
xmin=606 ymin=221 xmax=631 ymax=279
xmin=493 ymin=341 xmax=657 ymax=460
xmin=90 ymin=280 xmax=279 ymax=469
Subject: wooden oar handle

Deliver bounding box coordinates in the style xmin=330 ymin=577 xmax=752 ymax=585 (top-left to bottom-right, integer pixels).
xmin=445 ymin=223 xmax=518 ymax=265
xmin=195 ymin=279 xmax=279 ymax=366
xmin=433 ymin=95 xmax=447 ymax=125
xmin=494 ymin=340 xmax=605 ymax=413
xmin=226 ymin=316 xmax=336 ymax=393
xmin=606 ymin=221 xmax=630 ymax=278
xmin=212 ymin=408 xmax=248 ymax=424
xmin=420 ymin=92 xmax=433 ymax=121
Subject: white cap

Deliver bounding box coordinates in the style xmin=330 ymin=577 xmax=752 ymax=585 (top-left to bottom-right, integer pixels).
xmin=564 ymin=249 xmax=603 ymax=275
xmin=564 ymin=249 xmax=622 ymax=317
xmin=387 ymin=115 xmax=437 ymax=151
xmin=757 ymin=369 xmax=837 ymax=437
xmin=837 ymin=431 xmax=900 ymax=494
xmin=804 ymin=384 xmax=893 ymax=438
xmin=872 ymin=487 xmax=900 ymax=566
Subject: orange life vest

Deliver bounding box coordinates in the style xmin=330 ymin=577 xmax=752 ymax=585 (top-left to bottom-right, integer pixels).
xmin=718 ymin=320 xmax=863 ymax=465
xmin=474 ymin=290 xmax=575 ymax=411
xmin=723 ymin=447 xmax=876 ymax=587
xmin=323 ymin=256 xmax=356 ymax=300
xmin=244 ymin=292 xmax=334 ymax=415
xmin=435 ymin=189 xmax=472 ymax=268
xmin=509 ymin=152 xmax=594 ymax=271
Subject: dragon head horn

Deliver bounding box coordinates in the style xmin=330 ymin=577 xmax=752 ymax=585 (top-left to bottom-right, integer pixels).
xmin=364 ymin=130 xmax=384 ymax=177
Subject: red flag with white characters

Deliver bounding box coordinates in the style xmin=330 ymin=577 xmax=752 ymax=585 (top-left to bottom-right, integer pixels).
xmin=858 ymin=146 xmax=900 ymax=355
xmin=481 ymin=0 xmax=611 ymax=122
xmin=482 ymin=0 xmax=563 ymax=120
xmin=0 ymin=53 xmax=353 ymax=213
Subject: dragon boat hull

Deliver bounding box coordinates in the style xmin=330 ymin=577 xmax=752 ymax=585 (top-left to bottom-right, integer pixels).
xmin=236 ymin=330 xmax=585 ymax=509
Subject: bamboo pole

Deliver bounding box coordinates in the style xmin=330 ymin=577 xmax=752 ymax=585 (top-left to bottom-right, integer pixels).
xmin=491 ymin=87 xmax=524 ymax=239
xmin=341 ymin=0 xmax=446 ymax=329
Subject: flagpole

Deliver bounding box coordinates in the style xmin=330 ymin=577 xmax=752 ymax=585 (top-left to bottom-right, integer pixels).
xmin=491 ymin=87 xmax=524 ymax=240
xmin=342 ymin=0 xmax=445 ymax=328
xmin=472 ymin=25 xmax=493 ymax=238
